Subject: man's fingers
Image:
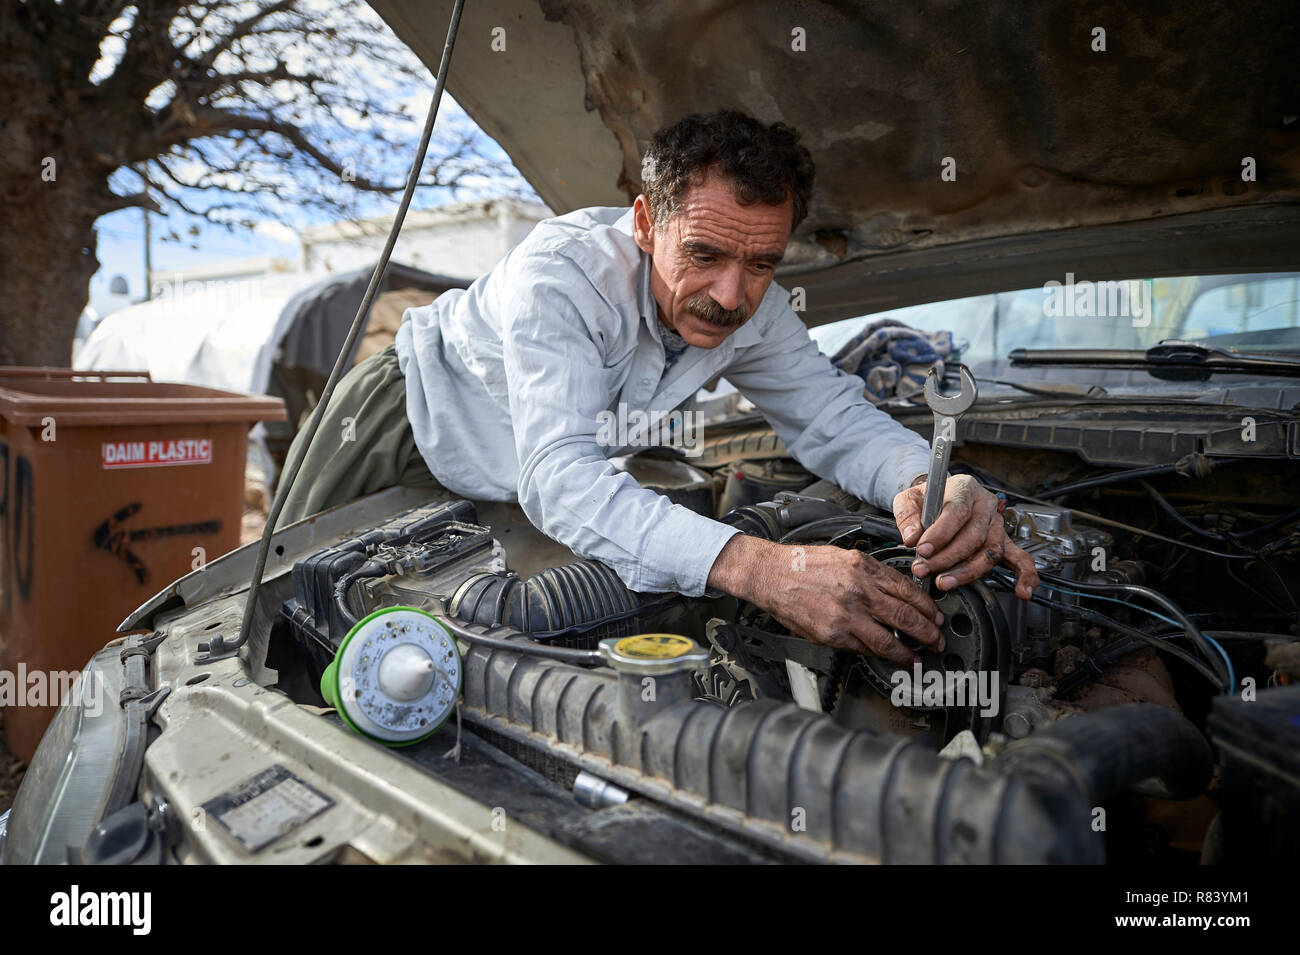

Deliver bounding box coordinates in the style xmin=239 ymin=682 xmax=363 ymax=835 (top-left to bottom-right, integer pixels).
xmin=1003 ymin=540 xmax=1040 ymax=599
xmin=854 ymin=618 xmax=918 ymax=664
xmin=893 ymin=489 xmax=923 ymax=546
xmin=873 ymin=562 xmax=942 ymax=622
xmin=915 ymin=485 xmax=979 ymax=556
xmin=821 ymin=631 xmax=875 ymax=655
xmin=877 ymin=597 xmax=944 ymax=649
xmin=911 ymin=499 xmax=993 ymax=578
xmin=776 ymin=615 xmax=873 ymax=656
xmin=933 ymin=543 xmax=1004 ymax=591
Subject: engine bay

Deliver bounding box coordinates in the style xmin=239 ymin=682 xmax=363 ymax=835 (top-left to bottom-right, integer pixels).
xmin=262 ymin=426 xmax=1300 ymax=864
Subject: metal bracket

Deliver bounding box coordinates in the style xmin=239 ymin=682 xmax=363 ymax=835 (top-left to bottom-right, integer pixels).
xmin=120 ymin=631 xmax=167 ymax=664
xmin=196 ymin=631 xmax=241 ymax=664
xmin=120 ymin=682 xmax=170 ymax=711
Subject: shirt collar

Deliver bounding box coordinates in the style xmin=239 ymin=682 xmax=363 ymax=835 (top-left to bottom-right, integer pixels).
xmin=637 ymin=247 xmax=665 ymax=342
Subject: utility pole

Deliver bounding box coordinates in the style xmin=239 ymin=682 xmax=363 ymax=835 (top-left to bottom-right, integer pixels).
xmin=143 ymin=206 xmax=153 ymax=301
xmin=137 ymin=163 xmax=154 ymax=302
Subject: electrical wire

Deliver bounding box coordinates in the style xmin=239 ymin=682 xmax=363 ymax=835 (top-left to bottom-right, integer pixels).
xmin=1137 ymin=480 xmax=1243 ymax=546
xmin=1037 ymin=591 xmax=1222 ymax=689
xmin=1003 ymin=488 xmax=1260 ymax=560
xmin=1228 ymin=557 xmax=1300 ymax=616
xmin=1137 ymin=480 xmax=1299 ymax=616
xmin=1058 ymin=629 xmax=1289 ymax=697
xmin=1030 ymin=575 xmax=1180 ymax=628
xmin=434 ymin=614 xmax=607 ymax=666
xmin=1036 ymin=570 xmax=1230 ymax=689
xmin=1054 ymin=632 xmax=1202 ymax=696
xmin=990 ymin=568 xmax=1230 ymax=690
xmin=1233 ymin=505 xmax=1300 ymax=539
xmin=1020 ymin=572 xmax=1236 ymax=690
xmin=1152 ymin=628 xmax=1295 ymax=643
xmin=987 ymin=572 xmax=1225 ymax=690
xmin=778 ymin=516 xmax=866 ymax=543
xmin=973 ymin=465 xmax=1288 ymax=686
xmin=1035 ymin=462 xmax=1198 ymax=500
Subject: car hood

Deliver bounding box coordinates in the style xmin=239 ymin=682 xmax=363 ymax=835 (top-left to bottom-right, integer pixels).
xmin=369 ymin=0 xmax=1300 ymax=324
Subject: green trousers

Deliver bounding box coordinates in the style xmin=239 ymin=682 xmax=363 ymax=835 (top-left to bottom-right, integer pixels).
xmin=275 ymin=344 xmax=444 ymax=528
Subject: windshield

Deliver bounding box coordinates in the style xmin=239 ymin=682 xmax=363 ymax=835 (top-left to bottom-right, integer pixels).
xmin=810 ymin=271 xmax=1300 ymax=363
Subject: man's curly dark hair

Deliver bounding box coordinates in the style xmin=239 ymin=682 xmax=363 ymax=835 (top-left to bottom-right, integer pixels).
xmin=640 ymin=110 xmax=815 ymax=231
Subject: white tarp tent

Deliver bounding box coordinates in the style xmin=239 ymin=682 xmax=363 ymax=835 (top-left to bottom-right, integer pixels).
xmin=74 ymin=271 xmax=325 ymax=398
xmin=74 ymin=264 xmax=467 ymax=486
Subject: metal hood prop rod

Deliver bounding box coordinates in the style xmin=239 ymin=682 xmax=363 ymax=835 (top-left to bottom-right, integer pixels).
xmin=211 ymin=0 xmax=469 ymax=662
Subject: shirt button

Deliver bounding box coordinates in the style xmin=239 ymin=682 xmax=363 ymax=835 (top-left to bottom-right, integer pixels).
xmin=640 ymin=377 xmax=651 ymax=385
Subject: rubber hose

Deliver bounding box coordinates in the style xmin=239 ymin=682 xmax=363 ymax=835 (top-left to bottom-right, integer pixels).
xmin=997 ymin=703 xmax=1214 ymax=802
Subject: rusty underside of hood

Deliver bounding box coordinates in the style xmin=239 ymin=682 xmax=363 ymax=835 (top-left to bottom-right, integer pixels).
xmin=371 ymin=0 xmax=1300 ymax=320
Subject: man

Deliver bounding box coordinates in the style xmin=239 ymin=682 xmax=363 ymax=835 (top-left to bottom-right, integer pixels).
xmin=278 ymin=110 xmax=1038 ymax=663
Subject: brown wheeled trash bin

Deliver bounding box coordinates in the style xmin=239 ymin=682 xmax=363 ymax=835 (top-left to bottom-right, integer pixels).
xmin=0 ymin=368 xmax=285 ymax=761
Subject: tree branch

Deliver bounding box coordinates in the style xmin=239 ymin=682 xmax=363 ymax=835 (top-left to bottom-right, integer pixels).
xmin=96 ymin=189 xmax=163 ymax=215
xmin=157 ymin=106 xmax=407 ymax=192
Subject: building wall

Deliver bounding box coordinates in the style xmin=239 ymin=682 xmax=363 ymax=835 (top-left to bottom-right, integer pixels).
xmin=302 ymin=201 xmax=552 ymax=281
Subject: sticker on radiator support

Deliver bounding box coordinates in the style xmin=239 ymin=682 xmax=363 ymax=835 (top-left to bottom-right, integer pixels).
xmin=202 ymin=765 xmax=334 ymax=852
xmin=102 ymin=438 xmax=212 ymax=469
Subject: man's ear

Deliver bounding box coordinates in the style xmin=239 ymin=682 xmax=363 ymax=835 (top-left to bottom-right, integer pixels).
xmin=632 ymin=195 xmax=656 ymax=255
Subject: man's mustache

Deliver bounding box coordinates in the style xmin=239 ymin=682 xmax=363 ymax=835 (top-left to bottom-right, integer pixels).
xmin=685 ymin=293 xmax=749 ymax=328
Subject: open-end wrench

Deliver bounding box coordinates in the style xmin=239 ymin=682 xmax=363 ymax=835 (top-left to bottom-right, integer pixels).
xmin=914 ymin=364 xmax=978 ymax=594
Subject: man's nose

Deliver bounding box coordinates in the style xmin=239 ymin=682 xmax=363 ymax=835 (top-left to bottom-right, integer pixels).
xmin=708 ymin=264 xmax=745 ymax=312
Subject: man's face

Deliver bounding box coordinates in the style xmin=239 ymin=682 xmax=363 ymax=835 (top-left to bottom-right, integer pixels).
xmin=633 ymin=168 xmax=792 ymax=349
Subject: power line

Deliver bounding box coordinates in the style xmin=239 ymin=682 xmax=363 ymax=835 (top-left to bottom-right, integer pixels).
xmin=96 ymin=225 xmax=276 ymax=258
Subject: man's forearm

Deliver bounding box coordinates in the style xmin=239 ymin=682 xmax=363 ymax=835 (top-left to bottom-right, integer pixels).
xmin=708 ymin=476 xmax=925 ymax=603
xmin=707 ymin=533 xmax=780 ymax=603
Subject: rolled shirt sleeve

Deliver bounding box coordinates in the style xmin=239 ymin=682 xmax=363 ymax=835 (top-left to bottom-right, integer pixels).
xmin=724 ymin=292 xmax=933 ymax=510
xmin=501 ymin=253 xmax=739 ymax=595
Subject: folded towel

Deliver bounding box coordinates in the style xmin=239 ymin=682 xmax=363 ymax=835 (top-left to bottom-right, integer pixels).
xmin=831 ymin=319 xmax=960 ymax=403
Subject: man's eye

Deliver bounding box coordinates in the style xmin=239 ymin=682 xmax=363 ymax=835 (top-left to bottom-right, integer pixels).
xmin=690 ymin=254 xmax=715 ymax=265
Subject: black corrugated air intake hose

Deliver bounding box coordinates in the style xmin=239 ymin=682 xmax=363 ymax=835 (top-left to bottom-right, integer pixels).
xmin=723 ymin=498 xmax=903 ymax=544
xmin=448 ymin=498 xmax=857 ymax=638
xmin=718 ymin=498 xmax=851 ymax=539
xmin=448 ymin=560 xmax=675 ymax=640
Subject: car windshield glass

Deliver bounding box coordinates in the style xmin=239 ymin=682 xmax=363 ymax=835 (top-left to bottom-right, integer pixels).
xmin=810 ymin=271 xmax=1300 ymax=363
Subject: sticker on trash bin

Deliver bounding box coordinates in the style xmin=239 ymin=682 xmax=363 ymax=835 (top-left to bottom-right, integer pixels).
xmin=202 ymin=765 xmax=334 ymax=852
xmin=102 ymin=438 xmax=212 ymax=469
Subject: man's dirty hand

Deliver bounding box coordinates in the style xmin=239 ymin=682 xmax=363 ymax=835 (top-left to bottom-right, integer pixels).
xmin=708 ymin=535 xmax=943 ymax=664
xmin=893 ymin=474 xmax=1039 ymax=600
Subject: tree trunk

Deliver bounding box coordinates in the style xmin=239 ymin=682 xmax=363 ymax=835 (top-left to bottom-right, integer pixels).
xmin=0 ymin=193 xmax=102 ymax=367
xmin=0 ymin=4 xmax=112 ymax=367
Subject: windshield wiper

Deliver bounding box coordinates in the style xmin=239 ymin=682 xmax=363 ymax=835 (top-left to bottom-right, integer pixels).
xmin=1009 ymin=340 xmax=1300 ymax=377
xmin=978 ymin=378 xmax=1109 ymax=398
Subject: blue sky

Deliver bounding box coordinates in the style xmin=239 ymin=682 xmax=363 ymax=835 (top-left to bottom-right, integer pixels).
xmin=83 ymin=4 xmax=535 ymax=318
xmin=89 ymin=209 xmax=300 ymax=312
xmin=88 ymin=97 xmax=532 ymax=316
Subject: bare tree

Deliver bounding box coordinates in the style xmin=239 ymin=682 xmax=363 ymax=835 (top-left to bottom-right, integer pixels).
xmin=0 ymin=0 xmax=523 ymax=365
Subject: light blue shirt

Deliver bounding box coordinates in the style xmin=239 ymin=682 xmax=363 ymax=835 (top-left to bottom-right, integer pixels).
xmin=395 ymin=207 xmax=932 ymax=596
